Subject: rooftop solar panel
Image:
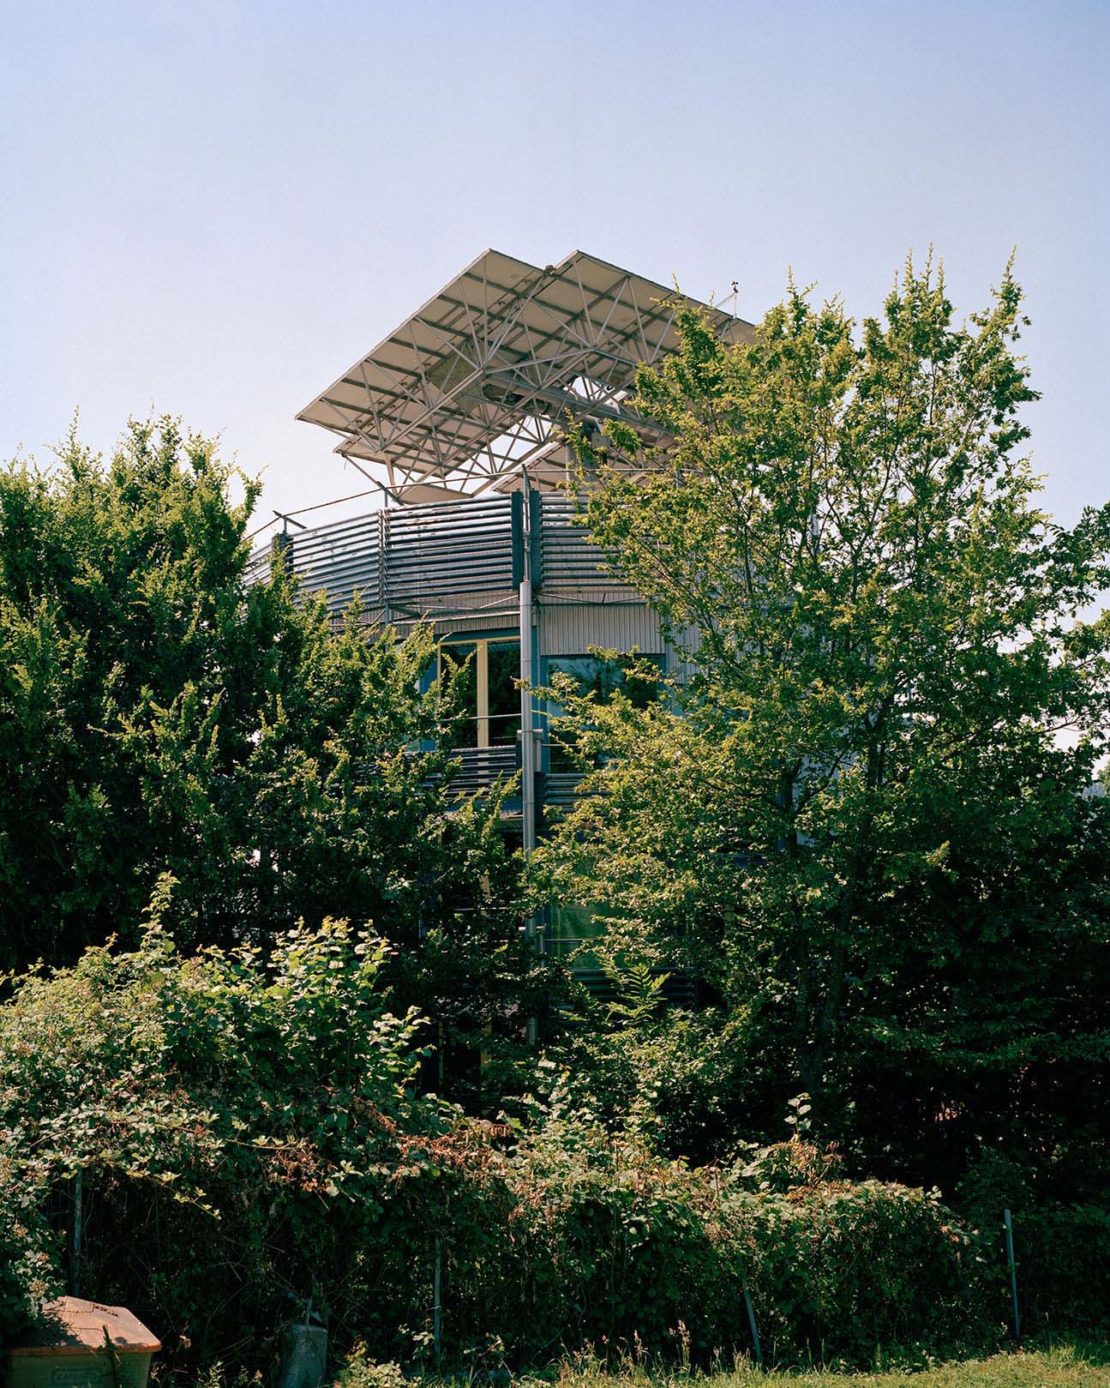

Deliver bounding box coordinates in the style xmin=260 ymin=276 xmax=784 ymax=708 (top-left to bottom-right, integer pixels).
xmin=298 ymin=248 xmax=753 ymax=500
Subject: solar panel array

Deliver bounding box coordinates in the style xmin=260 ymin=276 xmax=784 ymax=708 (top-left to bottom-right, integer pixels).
xmin=297 ymin=248 xmax=753 ymax=499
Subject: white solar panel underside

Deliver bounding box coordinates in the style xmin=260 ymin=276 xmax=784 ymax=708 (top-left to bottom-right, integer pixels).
xmin=298 ymin=248 xmax=753 ymax=496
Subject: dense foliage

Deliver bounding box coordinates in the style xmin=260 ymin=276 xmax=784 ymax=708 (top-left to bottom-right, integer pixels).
xmin=0 ymin=262 xmax=1107 ymax=1379
xmin=0 ymin=419 xmax=552 ymax=1099
xmin=0 ymin=419 xmax=493 ymax=954
xmin=0 ymin=929 xmax=1004 ymax=1375
xmin=536 ymin=261 xmax=1110 ymax=1206
xmin=0 ymin=923 xmax=428 ymax=1356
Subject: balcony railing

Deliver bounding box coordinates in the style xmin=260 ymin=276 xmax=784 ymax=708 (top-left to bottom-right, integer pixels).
xmin=446 ymin=745 xmax=519 ymax=798
xmin=250 ymin=493 xmax=636 ymax=621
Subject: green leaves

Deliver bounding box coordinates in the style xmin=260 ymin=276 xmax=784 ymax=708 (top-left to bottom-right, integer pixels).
xmin=0 ymin=419 xmax=523 ymax=994
xmin=0 ymin=920 xmax=440 ymax=1340
xmin=541 ymin=259 xmax=1110 ymax=1183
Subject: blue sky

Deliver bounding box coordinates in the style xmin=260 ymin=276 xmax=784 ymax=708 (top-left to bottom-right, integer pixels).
xmin=1 ymin=0 xmax=1106 ymax=531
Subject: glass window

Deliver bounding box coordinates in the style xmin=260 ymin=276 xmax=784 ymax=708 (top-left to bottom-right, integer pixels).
xmin=439 ymin=642 xmax=478 ymax=751
xmin=547 ymin=653 xmax=662 ymax=707
xmin=439 ymin=638 xmax=521 ymax=750
xmin=486 ymin=641 xmax=522 ymax=747
xmin=548 ymin=902 xmax=606 ymax=960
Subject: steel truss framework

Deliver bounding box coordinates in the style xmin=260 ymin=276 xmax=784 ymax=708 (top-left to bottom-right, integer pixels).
xmin=297 ymin=249 xmax=753 ymax=502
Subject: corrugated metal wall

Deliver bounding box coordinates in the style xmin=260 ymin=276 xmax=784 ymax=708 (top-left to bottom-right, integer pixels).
xmin=537 ymin=600 xmax=662 ymax=656
xmin=252 ymin=493 xmax=677 ymax=656
xmin=538 ymin=495 xmax=638 ymax=598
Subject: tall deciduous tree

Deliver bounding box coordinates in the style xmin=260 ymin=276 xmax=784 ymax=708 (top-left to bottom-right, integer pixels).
xmin=0 ymin=419 xmax=550 ymax=1098
xmin=538 ymin=261 xmax=1110 ymax=1193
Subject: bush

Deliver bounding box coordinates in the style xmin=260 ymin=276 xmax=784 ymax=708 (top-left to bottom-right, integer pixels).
xmin=0 ymin=936 xmax=1017 ymax=1373
xmin=728 ymin=1180 xmax=988 ymax=1364
xmin=409 ymin=1120 xmax=991 ymax=1368
xmin=332 ymin=1347 xmax=406 ymax=1388
xmin=0 ymin=922 xmax=439 ymax=1371
xmin=1015 ymin=1204 xmax=1110 ymax=1338
xmin=0 ymin=1150 xmax=59 ymax=1341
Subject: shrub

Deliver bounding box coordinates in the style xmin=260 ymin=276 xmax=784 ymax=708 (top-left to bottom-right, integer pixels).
xmin=0 ymin=1149 xmax=59 ymax=1341
xmin=0 ymin=922 xmax=437 ymax=1370
xmin=1014 ymin=1204 xmax=1110 ymax=1338
xmin=727 ymin=1181 xmax=989 ymax=1364
xmin=412 ymin=1119 xmax=990 ymax=1368
xmin=0 ymin=936 xmax=1016 ymax=1374
xmin=332 ymin=1347 xmax=406 ymax=1388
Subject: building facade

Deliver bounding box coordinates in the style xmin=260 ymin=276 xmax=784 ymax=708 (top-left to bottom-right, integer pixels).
xmin=259 ymin=249 xmax=753 ymax=959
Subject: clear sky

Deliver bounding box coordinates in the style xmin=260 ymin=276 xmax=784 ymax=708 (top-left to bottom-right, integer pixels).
xmin=2 ymin=0 xmax=1106 ymax=536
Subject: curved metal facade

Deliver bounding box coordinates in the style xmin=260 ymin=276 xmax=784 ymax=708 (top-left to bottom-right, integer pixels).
xmin=253 ymin=494 xmax=658 ymax=645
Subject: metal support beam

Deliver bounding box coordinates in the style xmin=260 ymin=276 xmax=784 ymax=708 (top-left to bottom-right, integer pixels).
xmin=519 ymin=477 xmax=540 ymax=1045
xmin=297 ymin=248 xmax=753 ymax=499
xmin=519 ymin=479 xmax=537 ymax=862
xmin=476 ymin=640 xmax=490 ymax=749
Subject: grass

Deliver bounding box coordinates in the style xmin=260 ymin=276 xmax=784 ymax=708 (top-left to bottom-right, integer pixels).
xmin=526 ymin=1346 xmax=1110 ymax=1388
xmin=322 ymin=1347 xmax=1110 ymax=1388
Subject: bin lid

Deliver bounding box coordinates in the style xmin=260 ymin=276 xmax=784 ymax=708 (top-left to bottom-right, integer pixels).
xmin=8 ymin=1297 xmax=161 ymax=1356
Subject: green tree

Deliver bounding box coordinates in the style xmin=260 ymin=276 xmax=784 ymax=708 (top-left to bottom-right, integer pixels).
xmin=537 ymin=260 xmax=1110 ymax=1192
xmin=0 ymin=419 xmax=550 ymax=1098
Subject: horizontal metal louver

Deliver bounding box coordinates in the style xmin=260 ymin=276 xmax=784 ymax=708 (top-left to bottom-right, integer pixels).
xmin=251 ymin=496 xmax=517 ymax=617
xmin=249 ymin=494 xmax=639 ymax=617
xmin=538 ymin=496 xmax=637 ymax=594
xmin=446 ymin=746 xmax=520 ymax=796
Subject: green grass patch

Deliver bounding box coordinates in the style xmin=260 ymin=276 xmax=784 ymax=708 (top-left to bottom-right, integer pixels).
xmin=525 ymin=1346 xmax=1110 ymax=1387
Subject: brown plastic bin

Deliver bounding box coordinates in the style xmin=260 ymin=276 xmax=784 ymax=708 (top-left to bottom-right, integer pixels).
xmin=5 ymin=1297 xmax=160 ymax=1388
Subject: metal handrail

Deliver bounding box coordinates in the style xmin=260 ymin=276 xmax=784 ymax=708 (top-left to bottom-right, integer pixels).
xmin=247 ymin=493 xmax=634 ymax=615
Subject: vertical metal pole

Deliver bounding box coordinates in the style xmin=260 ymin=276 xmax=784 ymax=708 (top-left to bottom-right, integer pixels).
xmin=519 ymin=489 xmax=536 ymax=861
xmin=382 ymin=507 xmax=394 ymax=626
xmin=71 ymin=1167 xmax=83 ymax=1296
xmin=271 ymin=528 xmax=294 ymax=577
xmin=519 ymin=481 xmax=539 ymax=1045
xmin=743 ymin=1286 xmax=762 ymax=1367
xmin=476 ymin=641 xmax=490 ymax=749
xmin=1004 ymin=1208 xmax=1021 ymax=1341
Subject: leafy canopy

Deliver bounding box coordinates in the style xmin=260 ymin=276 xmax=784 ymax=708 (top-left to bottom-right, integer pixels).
xmin=0 ymin=418 xmax=558 ymax=1108
xmin=537 ymin=259 xmax=1110 ymax=1187
xmin=0 ymin=419 xmax=500 ymax=962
